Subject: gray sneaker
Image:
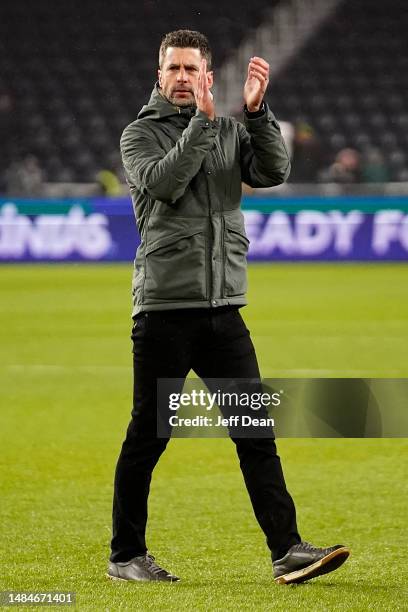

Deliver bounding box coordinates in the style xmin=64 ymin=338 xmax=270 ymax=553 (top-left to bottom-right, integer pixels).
xmin=107 ymin=553 xmax=180 ymax=582
xmin=273 ymin=541 xmax=350 ymax=584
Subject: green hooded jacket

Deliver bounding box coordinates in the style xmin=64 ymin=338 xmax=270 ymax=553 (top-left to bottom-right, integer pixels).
xmin=120 ymin=84 xmax=290 ymax=316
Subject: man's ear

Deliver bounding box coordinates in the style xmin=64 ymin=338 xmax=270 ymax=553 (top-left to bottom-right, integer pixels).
xmin=207 ymin=71 xmax=214 ymax=89
xmin=158 ymin=68 xmax=162 ymax=87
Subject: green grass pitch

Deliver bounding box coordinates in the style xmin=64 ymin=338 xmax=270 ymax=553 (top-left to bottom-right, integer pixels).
xmin=1 ymin=263 xmax=407 ymax=611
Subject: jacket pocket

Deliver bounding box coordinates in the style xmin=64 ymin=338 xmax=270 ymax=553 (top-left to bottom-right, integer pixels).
xmin=144 ymin=230 xmax=207 ymax=301
xmin=131 ymin=263 xmax=145 ymax=305
xmin=224 ymin=227 xmax=249 ymax=297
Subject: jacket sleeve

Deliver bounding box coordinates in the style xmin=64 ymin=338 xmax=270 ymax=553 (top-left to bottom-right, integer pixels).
xmin=120 ymin=111 xmax=219 ymax=204
xmin=237 ymin=104 xmax=291 ymax=187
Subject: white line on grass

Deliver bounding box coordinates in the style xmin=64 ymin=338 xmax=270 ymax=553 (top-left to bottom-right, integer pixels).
xmin=261 ymin=369 xmax=405 ymax=377
xmin=5 ymin=364 xmax=131 ymax=372
xmin=3 ymin=365 xmax=405 ymax=377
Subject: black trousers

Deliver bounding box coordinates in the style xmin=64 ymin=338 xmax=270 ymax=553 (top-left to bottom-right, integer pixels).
xmin=110 ymin=307 xmax=301 ymax=562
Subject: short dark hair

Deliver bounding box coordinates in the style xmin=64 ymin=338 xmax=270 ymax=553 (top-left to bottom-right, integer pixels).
xmin=159 ymin=29 xmax=212 ymax=69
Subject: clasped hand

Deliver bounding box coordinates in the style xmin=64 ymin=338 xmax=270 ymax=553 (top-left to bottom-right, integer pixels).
xmin=194 ymin=56 xmax=270 ymax=119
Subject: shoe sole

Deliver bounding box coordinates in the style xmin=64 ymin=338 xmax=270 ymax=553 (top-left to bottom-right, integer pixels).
xmin=274 ymin=547 xmax=350 ymax=585
xmin=106 ymin=573 xmax=128 ymax=582
xmin=106 ymin=573 xmax=180 ymax=583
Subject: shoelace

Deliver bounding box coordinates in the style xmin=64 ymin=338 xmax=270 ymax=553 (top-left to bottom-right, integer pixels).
xmin=142 ymin=553 xmax=170 ymax=577
xmin=296 ymin=541 xmax=320 ymax=552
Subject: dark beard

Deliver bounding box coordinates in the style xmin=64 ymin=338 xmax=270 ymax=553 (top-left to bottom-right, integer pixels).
xmin=159 ymin=87 xmax=196 ymax=109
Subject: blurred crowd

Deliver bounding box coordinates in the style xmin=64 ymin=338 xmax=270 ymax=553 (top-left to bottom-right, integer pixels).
xmin=0 ymin=81 xmax=397 ymax=197
xmin=1 ymin=119 xmax=395 ymax=198
xmin=290 ymin=121 xmax=390 ymax=184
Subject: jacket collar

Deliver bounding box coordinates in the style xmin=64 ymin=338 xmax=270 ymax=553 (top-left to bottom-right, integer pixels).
xmin=137 ymin=82 xmax=197 ymax=121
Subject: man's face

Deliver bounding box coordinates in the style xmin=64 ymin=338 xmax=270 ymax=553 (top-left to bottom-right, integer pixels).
xmin=158 ymin=47 xmax=213 ymax=107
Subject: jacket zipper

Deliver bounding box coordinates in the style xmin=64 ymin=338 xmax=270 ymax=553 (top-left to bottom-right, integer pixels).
xmin=142 ymin=197 xmax=151 ymax=303
xmin=212 ymin=140 xmax=226 ymax=299
xmin=206 ymin=172 xmax=212 ymax=303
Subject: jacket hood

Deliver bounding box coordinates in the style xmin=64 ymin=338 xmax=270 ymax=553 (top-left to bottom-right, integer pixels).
xmin=137 ymin=82 xmax=197 ymax=121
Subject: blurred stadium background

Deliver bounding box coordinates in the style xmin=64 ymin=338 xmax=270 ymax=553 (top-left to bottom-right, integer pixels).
xmin=1 ymin=0 xmax=408 ymax=262
xmin=1 ymin=1 xmax=407 ymax=609
xmin=1 ymin=0 xmax=408 ymax=192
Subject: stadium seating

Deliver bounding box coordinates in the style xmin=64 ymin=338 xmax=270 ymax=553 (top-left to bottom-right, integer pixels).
xmin=267 ymin=0 xmax=408 ymax=181
xmin=0 ymin=0 xmax=277 ymax=184
xmin=1 ymin=0 xmax=407 ymax=183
